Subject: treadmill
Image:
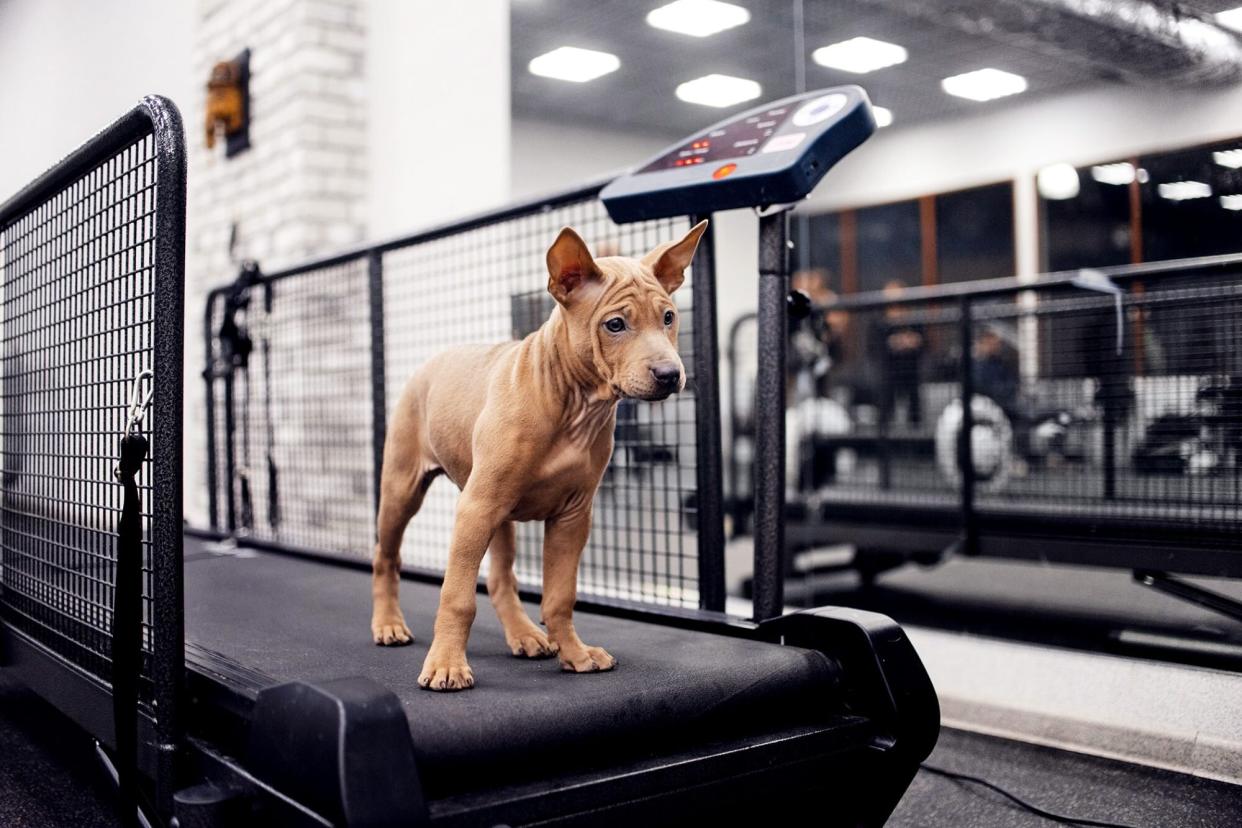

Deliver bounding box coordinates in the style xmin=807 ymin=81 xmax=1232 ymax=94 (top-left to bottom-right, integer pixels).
xmin=0 ymin=90 xmax=939 ymax=827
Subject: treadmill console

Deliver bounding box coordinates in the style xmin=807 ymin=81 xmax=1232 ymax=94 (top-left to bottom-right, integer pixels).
xmin=602 ymin=86 xmax=875 ymax=223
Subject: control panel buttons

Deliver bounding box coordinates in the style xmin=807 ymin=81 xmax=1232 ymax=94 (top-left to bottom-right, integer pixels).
xmin=762 ymin=132 xmax=807 ymax=154
xmin=792 ymin=94 xmax=847 ymax=127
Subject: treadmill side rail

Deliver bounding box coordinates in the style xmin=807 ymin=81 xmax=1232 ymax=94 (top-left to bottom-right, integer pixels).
xmin=761 ymin=607 xmax=941 ymax=820
xmin=246 ymin=677 xmax=430 ymax=827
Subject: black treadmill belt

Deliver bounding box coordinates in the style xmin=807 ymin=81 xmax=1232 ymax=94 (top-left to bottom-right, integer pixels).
xmin=183 ymin=544 xmax=842 ymax=792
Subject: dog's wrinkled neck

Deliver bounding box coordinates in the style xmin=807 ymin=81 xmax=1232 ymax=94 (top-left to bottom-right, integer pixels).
xmin=538 ymin=307 xmax=609 ymax=393
xmin=533 ymin=307 xmax=618 ymax=436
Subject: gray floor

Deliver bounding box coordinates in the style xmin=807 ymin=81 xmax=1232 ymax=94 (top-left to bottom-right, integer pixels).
xmin=0 ymin=672 xmax=114 ymax=828
xmin=893 ymin=728 xmax=1242 ymax=828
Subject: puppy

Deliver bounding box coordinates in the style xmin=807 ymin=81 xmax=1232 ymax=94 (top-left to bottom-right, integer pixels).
xmin=371 ymin=220 xmax=708 ymax=691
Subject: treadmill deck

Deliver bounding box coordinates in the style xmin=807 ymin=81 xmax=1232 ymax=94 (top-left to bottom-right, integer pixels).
xmin=182 ymin=539 xmax=853 ymax=794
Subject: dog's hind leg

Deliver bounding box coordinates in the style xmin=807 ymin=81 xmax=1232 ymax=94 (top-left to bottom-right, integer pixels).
xmin=371 ymin=454 xmax=438 ymax=646
xmin=486 ymin=521 xmax=556 ymax=658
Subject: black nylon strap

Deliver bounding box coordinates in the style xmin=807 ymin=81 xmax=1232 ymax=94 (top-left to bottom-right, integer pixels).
xmin=262 ymin=280 xmax=280 ymax=529
xmin=113 ymin=432 xmax=149 ymax=828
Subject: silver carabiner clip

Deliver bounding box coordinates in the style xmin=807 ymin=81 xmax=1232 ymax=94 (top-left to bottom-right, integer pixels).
xmin=123 ymin=369 xmax=155 ymax=436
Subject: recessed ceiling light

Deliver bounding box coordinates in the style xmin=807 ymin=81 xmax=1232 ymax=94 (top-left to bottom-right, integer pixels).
xmin=1220 ymin=194 xmax=1242 ymax=211
xmin=941 ymin=68 xmax=1027 ymax=102
xmin=812 ymin=36 xmax=908 ymax=74
xmin=528 ymin=46 xmax=620 ymax=83
xmin=1216 ymin=7 xmax=1242 ymax=32
xmin=647 ymin=0 xmax=750 ymax=37
xmin=1213 ymin=149 xmax=1242 ymax=169
xmin=675 ymin=74 xmax=762 ymax=108
xmin=1090 ymin=162 xmax=1135 ymax=186
xmin=873 ymin=106 xmax=893 ymax=128
xmin=1037 ymin=163 xmax=1080 ymax=200
xmin=1158 ymin=181 xmax=1212 ymax=201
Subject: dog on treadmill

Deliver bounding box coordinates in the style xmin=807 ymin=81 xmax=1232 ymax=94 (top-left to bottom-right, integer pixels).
xmin=370 ymin=220 xmax=708 ymax=691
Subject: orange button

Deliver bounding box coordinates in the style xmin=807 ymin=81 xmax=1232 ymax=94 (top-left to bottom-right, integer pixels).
xmin=712 ymin=163 xmax=737 ymax=180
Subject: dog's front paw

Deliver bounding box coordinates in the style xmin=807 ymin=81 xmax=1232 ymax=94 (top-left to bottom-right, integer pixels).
xmin=372 ymin=617 xmax=413 ymax=646
xmin=418 ymin=650 xmax=475 ymax=691
xmin=559 ymin=645 xmax=617 ymax=673
xmin=507 ymin=625 xmax=558 ymax=659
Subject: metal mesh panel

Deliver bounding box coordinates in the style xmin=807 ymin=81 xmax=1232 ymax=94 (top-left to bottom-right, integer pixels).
xmin=226 ymin=261 xmax=374 ymax=554
xmin=1 ymin=134 xmax=160 ymax=700
xmin=731 ymin=303 xmax=963 ymax=518
xmin=729 ymin=264 xmax=1242 ymax=562
xmin=208 ymin=197 xmax=704 ymax=608
xmin=975 ymin=278 xmax=1242 ymax=532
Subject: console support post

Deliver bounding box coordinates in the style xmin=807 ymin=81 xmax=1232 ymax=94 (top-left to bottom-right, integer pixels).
xmin=753 ymin=210 xmax=790 ymax=622
xmin=690 ymin=214 xmax=727 ymax=613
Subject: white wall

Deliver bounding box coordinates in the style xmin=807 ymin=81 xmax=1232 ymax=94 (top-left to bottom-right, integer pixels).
xmin=0 ymin=0 xmax=196 ymax=203
xmin=368 ymin=0 xmax=510 ymax=237
xmin=509 ymin=117 xmax=678 ymax=200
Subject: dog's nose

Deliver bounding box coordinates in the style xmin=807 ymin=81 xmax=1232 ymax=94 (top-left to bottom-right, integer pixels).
xmin=651 ymin=363 xmax=681 ymax=390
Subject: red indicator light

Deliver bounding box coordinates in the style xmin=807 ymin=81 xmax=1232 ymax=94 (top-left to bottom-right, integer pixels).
xmin=712 ymin=163 xmax=737 ymax=180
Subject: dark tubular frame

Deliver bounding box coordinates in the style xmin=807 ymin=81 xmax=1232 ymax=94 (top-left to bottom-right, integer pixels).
xmin=689 ymin=214 xmax=727 ymax=612
xmin=727 ymin=251 xmax=1242 ymax=585
xmin=753 ymin=212 xmax=791 ymax=621
xmin=203 ymin=182 xmax=729 ymax=612
xmin=0 ymin=96 xmax=186 ymax=816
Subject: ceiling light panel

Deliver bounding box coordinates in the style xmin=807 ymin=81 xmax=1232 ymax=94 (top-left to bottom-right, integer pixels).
xmin=647 ymin=0 xmax=750 ymax=38
xmin=812 ymin=36 xmax=908 ymax=74
xmin=675 ymin=74 xmax=762 ymax=108
xmin=941 ymin=68 xmax=1028 ymax=102
xmin=1090 ymin=162 xmax=1135 ymax=186
xmin=1158 ymin=181 xmax=1212 ymax=201
xmin=1216 ymin=7 xmax=1242 ymax=33
xmin=1213 ymin=149 xmax=1242 ymax=169
xmin=528 ymin=47 xmax=620 ymax=83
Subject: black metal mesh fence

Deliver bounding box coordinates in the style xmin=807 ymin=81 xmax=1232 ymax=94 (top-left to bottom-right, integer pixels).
xmin=0 ymin=111 xmax=181 ymax=706
xmin=729 ymin=302 xmax=964 ymax=521
xmin=729 ymin=263 xmax=1242 ymax=566
xmin=976 ymin=279 xmax=1242 ymax=533
xmin=206 ymin=195 xmax=707 ymax=608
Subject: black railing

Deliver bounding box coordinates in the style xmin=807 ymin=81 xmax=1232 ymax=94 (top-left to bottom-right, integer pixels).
xmin=203 ymin=185 xmax=727 ymax=612
xmin=729 ymin=253 xmax=1242 ymax=579
xmin=0 ymin=96 xmax=186 ymax=815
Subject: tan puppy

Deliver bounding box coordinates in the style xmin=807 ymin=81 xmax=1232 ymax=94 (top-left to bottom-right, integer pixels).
xmin=371 ymin=220 xmax=708 ymax=691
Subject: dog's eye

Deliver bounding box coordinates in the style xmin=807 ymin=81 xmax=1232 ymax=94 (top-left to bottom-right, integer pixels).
xmin=604 ymin=317 xmax=626 ymax=333
xmin=664 ymin=310 xmax=675 ymax=326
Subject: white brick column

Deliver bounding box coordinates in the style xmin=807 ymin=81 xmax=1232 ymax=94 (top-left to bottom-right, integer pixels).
xmin=185 ymin=0 xmax=368 ymax=526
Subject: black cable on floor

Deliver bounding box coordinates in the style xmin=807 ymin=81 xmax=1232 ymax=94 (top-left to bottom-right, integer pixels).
xmin=920 ymin=762 xmax=1142 ymax=828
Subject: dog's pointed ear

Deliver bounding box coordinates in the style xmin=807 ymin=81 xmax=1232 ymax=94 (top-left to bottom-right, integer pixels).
xmin=642 ymin=219 xmax=708 ymax=295
xmin=547 ymin=226 xmax=601 ymax=306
